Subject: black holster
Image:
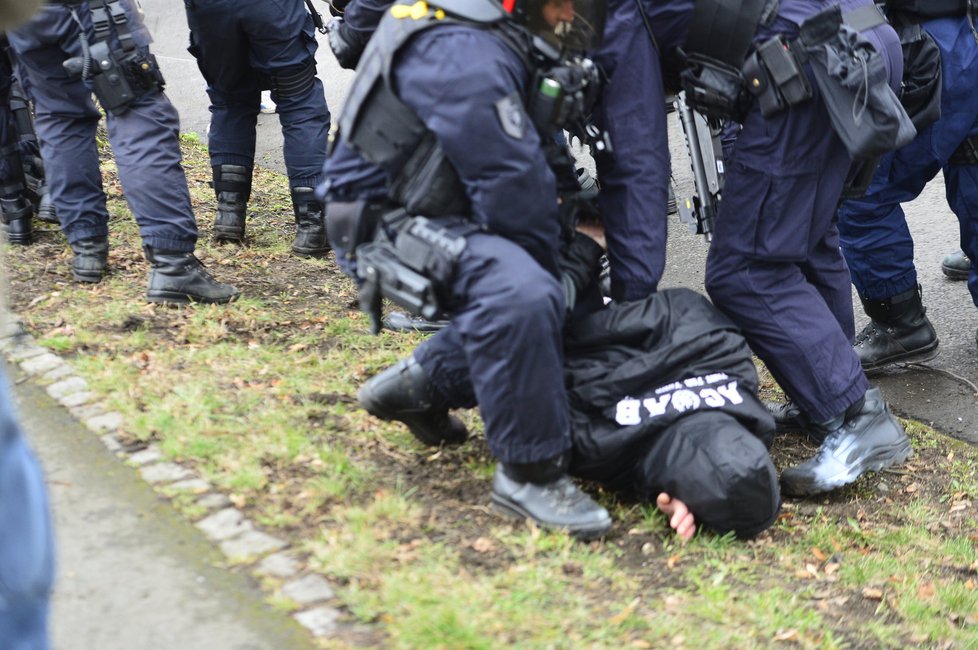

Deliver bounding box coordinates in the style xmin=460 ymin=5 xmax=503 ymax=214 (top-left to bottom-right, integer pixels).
xmin=680 ymin=53 xmax=752 ymax=122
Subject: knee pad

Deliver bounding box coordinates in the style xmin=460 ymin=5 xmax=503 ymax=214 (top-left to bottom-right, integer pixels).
xmin=270 ymin=59 xmax=317 ymax=99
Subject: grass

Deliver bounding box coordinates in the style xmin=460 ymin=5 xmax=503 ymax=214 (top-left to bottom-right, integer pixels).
xmin=3 ymin=131 xmax=977 ymax=649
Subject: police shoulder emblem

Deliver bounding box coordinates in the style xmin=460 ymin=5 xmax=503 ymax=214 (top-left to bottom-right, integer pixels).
xmin=495 ymin=92 xmax=526 ymax=140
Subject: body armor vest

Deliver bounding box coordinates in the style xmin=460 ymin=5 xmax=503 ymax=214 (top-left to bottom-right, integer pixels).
xmin=339 ymin=0 xmax=511 ymax=217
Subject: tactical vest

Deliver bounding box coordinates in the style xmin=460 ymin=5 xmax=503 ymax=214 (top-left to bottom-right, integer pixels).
xmin=339 ymin=0 xmax=513 ymax=218
xmin=885 ymin=0 xmax=969 ymax=19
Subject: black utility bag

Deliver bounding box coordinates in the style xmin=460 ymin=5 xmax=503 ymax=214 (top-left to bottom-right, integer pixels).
xmin=797 ymin=5 xmax=917 ymax=159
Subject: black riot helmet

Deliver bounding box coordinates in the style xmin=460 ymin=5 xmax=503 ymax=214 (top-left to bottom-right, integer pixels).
xmin=502 ymin=0 xmax=606 ymax=51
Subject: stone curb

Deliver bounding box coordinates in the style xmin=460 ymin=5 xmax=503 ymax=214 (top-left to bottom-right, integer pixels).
xmin=1 ymin=313 xmax=344 ymax=640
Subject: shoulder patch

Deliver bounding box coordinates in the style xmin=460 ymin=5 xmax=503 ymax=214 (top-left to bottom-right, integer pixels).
xmin=495 ymin=92 xmax=527 ymax=140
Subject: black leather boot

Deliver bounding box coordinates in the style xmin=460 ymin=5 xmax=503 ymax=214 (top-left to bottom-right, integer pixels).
xmin=1 ymin=194 xmax=33 ymax=245
xmin=290 ymin=187 xmax=328 ymax=257
xmin=144 ymin=246 xmax=241 ymax=305
xmin=764 ymin=400 xmax=809 ymax=434
xmin=941 ymin=250 xmax=970 ymax=281
xmin=70 ymin=237 xmax=109 ymax=283
xmin=853 ymin=285 xmax=938 ymax=371
xmin=780 ymin=387 xmax=912 ymax=497
xmin=211 ymin=164 xmax=251 ymax=243
xmin=492 ymin=454 xmax=612 ymax=540
xmin=358 ymin=356 xmax=468 ymax=446
xmin=34 ymin=182 xmax=57 ymax=224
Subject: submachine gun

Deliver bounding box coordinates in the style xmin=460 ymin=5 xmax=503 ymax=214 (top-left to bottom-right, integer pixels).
xmin=673 ymin=91 xmax=725 ymax=242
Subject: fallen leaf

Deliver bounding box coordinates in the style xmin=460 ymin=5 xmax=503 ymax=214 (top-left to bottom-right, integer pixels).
xmin=905 ymin=483 xmax=919 ymax=494
xmin=667 ymin=554 xmax=681 ymax=569
xmin=964 ymin=579 xmax=975 ymax=591
xmin=812 ymin=547 xmax=828 ymax=562
xmin=863 ymin=587 xmax=884 ymax=601
xmin=631 ymin=641 xmax=652 ymax=649
xmin=824 ymin=562 xmax=840 ymax=576
xmin=471 ymin=537 xmax=494 ymax=553
xmin=773 ymin=629 xmax=799 ymax=642
xmin=918 ymin=582 xmax=935 ymax=599
xmin=609 ymin=597 xmax=640 ymax=625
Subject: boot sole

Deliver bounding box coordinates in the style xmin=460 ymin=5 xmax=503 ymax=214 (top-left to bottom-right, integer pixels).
xmin=491 ymin=493 xmax=612 ymax=541
xmin=147 ymin=291 xmax=240 ymax=305
xmin=781 ymin=438 xmax=913 ymax=497
xmin=290 ymin=245 xmax=329 ymax=258
xmin=941 ymin=263 xmax=969 ymax=280
xmin=862 ymin=340 xmax=940 ymax=373
xmin=72 ymin=270 xmax=105 ymax=283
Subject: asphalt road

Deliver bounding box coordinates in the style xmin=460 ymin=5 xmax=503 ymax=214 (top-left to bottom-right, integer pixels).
xmin=143 ymin=2 xmax=978 ymax=441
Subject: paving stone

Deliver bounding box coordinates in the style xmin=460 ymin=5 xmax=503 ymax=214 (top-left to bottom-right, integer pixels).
xmin=42 ymin=364 xmax=75 ymax=382
xmin=60 ymin=390 xmax=96 ymax=407
xmin=20 ymin=352 xmax=64 ymax=375
xmin=293 ymin=606 xmax=340 ymax=637
xmin=196 ymin=507 xmax=252 ymax=541
xmin=196 ymin=493 xmax=232 ymax=511
xmin=99 ymin=434 xmax=123 ymax=453
xmin=8 ymin=344 xmax=45 ymax=361
xmin=69 ymin=403 xmax=105 ymax=421
xmin=256 ymin=552 xmax=301 ymax=578
xmin=220 ymin=531 xmax=288 ymax=562
xmin=281 ymin=575 xmax=335 ymax=606
xmin=140 ymin=462 xmax=193 ymax=484
xmin=85 ymin=411 xmax=123 ymax=433
xmin=168 ymin=478 xmax=210 ymax=493
xmin=0 ymin=317 xmax=23 ymax=338
xmin=128 ymin=446 xmax=163 ymax=466
xmin=46 ymin=376 xmax=88 ymax=399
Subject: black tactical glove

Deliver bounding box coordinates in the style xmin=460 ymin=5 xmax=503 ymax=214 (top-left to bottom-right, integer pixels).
xmin=327 ymin=17 xmax=370 ymax=70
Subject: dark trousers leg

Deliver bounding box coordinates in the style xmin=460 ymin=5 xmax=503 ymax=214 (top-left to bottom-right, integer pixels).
xmin=414 ymin=233 xmax=571 ymax=464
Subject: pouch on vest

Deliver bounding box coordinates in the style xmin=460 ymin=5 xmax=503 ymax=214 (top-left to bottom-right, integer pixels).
xmin=798 ymin=5 xmax=916 ymax=159
xmin=895 ymin=22 xmax=942 ymax=131
xmin=743 ymin=36 xmax=813 ymax=118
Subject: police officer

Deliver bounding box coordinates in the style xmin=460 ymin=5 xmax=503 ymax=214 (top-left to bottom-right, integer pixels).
xmin=679 ymin=0 xmax=914 ymax=496
xmin=7 ymin=0 xmax=239 ymax=304
xmin=183 ymin=0 xmax=331 ymax=257
xmin=323 ymin=0 xmax=613 ymax=538
xmin=838 ymin=2 xmax=978 ymax=363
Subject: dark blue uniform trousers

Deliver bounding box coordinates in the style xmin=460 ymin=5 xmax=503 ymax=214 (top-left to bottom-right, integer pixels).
xmin=413 ymin=232 xmax=572 ymax=464
xmin=185 ymin=0 xmax=329 ymax=187
xmin=8 ymin=4 xmax=198 ymax=252
xmin=589 ymin=0 xmax=671 ymax=301
xmin=839 ymin=16 xmax=978 ymax=308
xmin=705 ymin=79 xmax=869 ymax=423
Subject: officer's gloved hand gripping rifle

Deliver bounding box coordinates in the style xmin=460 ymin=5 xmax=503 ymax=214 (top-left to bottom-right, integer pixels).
xmin=332 ymin=0 xmax=609 ymax=334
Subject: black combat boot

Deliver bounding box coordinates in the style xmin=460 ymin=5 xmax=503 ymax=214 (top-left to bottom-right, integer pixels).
xmin=34 ymin=182 xmax=57 ymax=224
xmin=853 ymin=285 xmax=938 ymax=371
xmin=941 ymin=250 xmax=970 ymax=281
xmin=144 ymin=246 xmax=241 ymax=305
xmin=764 ymin=400 xmax=810 ymax=435
xmin=780 ymin=387 xmax=912 ymax=497
xmin=290 ymin=187 xmax=328 ymax=257
xmin=491 ymin=454 xmax=612 ymax=540
xmin=211 ymin=164 xmax=252 ymax=243
xmin=1 ymin=194 xmax=33 ymax=245
xmin=70 ymin=237 xmax=109 ymax=283
xmin=358 ymin=356 xmax=468 ymax=446
xmin=383 ymin=311 xmax=450 ymax=333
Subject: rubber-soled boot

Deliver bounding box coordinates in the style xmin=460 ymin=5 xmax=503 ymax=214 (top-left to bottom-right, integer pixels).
xmin=144 ymin=246 xmax=241 ymax=305
xmin=70 ymin=237 xmax=109 ymax=283
xmin=1 ymin=194 xmax=33 ymax=245
xmin=764 ymin=400 xmax=809 ymax=434
xmin=358 ymin=357 xmax=468 ymax=446
xmin=780 ymin=387 xmax=912 ymax=497
xmin=853 ymin=285 xmax=938 ymax=371
xmin=941 ymin=250 xmax=970 ymax=281
xmin=35 ymin=183 xmax=57 ymax=224
xmin=212 ymin=164 xmax=251 ymax=243
xmin=290 ymin=187 xmax=328 ymax=257
xmin=491 ymin=455 xmax=612 ymax=540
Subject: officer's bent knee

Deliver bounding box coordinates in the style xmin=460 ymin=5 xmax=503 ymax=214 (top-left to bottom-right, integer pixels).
xmin=270 ymin=60 xmax=317 ymax=99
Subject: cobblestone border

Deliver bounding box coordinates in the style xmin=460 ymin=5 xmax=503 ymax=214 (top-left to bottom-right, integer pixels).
xmin=1 ymin=313 xmax=346 ymax=641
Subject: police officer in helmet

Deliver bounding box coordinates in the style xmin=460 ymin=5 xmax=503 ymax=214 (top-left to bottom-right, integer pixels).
xmin=182 ymin=0 xmax=331 ymax=257
xmin=325 ymin=0 xmax=613 ymax=538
